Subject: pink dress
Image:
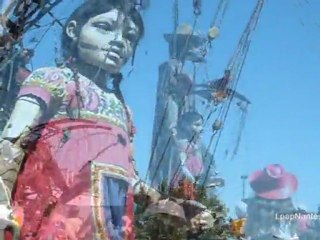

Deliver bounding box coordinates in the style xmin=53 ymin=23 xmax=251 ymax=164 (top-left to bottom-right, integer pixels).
xmin=172 ymin=139 xmax=204 ymax=200
xmin=12 ymin=67 xmax=135 ymax=240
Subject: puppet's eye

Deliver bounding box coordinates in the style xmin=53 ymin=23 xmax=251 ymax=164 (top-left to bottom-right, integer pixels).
xmin=124 ymin=30 xmax=138 ymax=44
xmin=93 ymin=22 xmax=112 ymax=31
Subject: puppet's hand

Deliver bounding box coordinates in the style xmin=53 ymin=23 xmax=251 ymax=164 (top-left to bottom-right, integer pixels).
xmin=0 ymin=203 xmax=22 ymax=232
xmin=0 ymin=176 xmax=17 ymax=231
xmin=0 ymin=138 xmax=25 ymax=193
xmin=0 ymin=204 xmax=12 ymax=230
xmin=0 ymin=138 xmax=24 ymax=163
xmin=181 ymin=165 xmax=195 ymax=183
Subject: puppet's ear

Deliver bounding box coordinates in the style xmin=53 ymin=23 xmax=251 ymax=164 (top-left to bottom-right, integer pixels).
xmin=65 ymin=20 xmax=78 ymax=41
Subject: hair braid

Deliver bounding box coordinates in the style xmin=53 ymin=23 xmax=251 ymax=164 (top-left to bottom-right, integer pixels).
xmin=111 ymin=73 xmax=135 ymax=139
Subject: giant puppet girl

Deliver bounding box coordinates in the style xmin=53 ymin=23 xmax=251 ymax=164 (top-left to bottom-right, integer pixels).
xmin=0 ymin=1 xmax=157 ymax=239
xmin=170 ymin=111 xmax=204 ymax=200
xmin=148 ymin=24 xmax=207 ymax=188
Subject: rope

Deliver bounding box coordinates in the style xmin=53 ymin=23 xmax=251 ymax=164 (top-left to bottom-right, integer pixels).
xmin=201 ymin=0 xmax=265 ymax=187
xmin=230 ymin=104 xmax=248 ymax=160
xmin=0 ymin=0 xmax=64 ymax=70
xmin=180 ymin=16 xmax=199 ymax=70
xmin=191 ymin=62 xmax=197 ymax=110
xmin=169 ymin=91 xmax=226 ymax=186
xmin=28 ymin=17 xmax=67 ymax=32
xmin=147 ymin=0 xmax=232 ymax=190
xmin=201 ymin=101 xmax=232 ymax=187
xmin=207 ymin=0 xmax=229 ymax=50
xmin=193 ymin=0 xmax=202 ymax=16
xmin=200 ymin=46 xmax=249 ymax=184
xmin=147 ymin=80 xmax=197 ymax=186
xmin=166 ymin=100 xmax=221 ymax=193
xmin=0 ymin=44 xmax=23 ymax=72
xmin=31 ymin=21 xmax=54 ymax=51
xmin=47 ymin=11 xmax=64 ymax=28
xmin=166 ymin=115 xmax=219 ymax=193
xmin=210 ymin=0 xmax=229 ymax=28
xmin=146 ymin=15 xmax=199 ymax=183
xmin=3 ymin=61 xmax=14 ymax=93
xmin=23 ymin=0 xmax=64 ymax=33
xmin=228 ymin=0 xmax=264 ymax=71
xmin=167 ymin=0 xmax=263 ymax=189
xmin=172 ymin=0 xmax=179 ymax=59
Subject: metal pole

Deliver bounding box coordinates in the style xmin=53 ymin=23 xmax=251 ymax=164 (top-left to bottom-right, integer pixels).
xmin=241 ymin=175 xmax=248 ymax=200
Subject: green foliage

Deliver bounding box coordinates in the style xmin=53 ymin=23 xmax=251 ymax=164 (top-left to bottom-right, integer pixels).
xmin=135 ymin=214 xmax=188 ymax=240
xmin=134 ymin=183 xmax=238 ymax=240
xmin=192 ymin=186 xmax=236 ymax=240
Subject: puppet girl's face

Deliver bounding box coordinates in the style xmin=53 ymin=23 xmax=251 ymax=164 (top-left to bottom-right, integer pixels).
xmin=67 ymin=8 xmax=139 ymax=73
xmin=191 ymin=119 xmax=203 ymax=135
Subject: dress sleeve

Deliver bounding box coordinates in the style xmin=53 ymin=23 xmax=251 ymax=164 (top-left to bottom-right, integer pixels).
xmin=17 ymin=67 xmax=71 ymax=108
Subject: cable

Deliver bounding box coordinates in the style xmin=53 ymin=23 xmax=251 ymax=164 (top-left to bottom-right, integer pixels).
xmin=146 ymin=14 xmax=200 ymax=184
xmin=201 ymin=0 xmax=265 ymax=187
xmin=147 ymin=0 xmax=233 ymax=190
xmin=23 ymin=0 xmax=64 ymax=33
xmin=167 ymin=0 xmax=263 ymax=190
xmin=146 ymin=1 xmax=258 ymax=199
xmin=193 ymin=0 xmax=202 ymax=16
xmin=179 ymin=16 xmax=199 ymax=71
xmin=172 ymin=0 xmax=179 ymax=59
xmin=210 ymin=0 xmax=229 ymax=28
xmin=166 ymin=100 xmax=221 ymax=193
xmin=146 ymin=0 xmax=231 ymax=183
xmin=147 ymin=79 xmax=198 ymax=186
xmin=0 ymin=0 xmax=64 ymax=69
xmin=28 ymin=17 xmax=67 ymax=32
xmin=230 ymin=104 xmax=248 ymax=160
xmin=31 ymin=22 xmax=54 ymax=51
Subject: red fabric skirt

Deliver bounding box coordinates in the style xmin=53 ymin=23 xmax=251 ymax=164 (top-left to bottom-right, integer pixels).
xmin=13 ymin=118 xmax=135 ymax=240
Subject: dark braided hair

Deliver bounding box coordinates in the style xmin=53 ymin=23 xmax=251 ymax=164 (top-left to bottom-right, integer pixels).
xmin=60 ymin=1 xmax=144 ymax=134
xmin=111 ymin=73 xmax=135 ymax=138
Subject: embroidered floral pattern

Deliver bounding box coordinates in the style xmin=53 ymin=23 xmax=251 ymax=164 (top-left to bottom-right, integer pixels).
xmin=91 ymin=162 xmax=130 ymax=240
xmin=20 ymin=67 xmax=129 ymax=132
xmin=22 ymin=68 xmax=69 ymax=99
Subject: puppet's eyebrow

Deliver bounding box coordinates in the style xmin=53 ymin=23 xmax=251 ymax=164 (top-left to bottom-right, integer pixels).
xmin=92 ymin=17 xmax=114 ymax=24
xmin=125 ymin=21 xmax=139 ymax=35
xmin=91 ymin=11 xmax=120 ymax=25
xmin=126 ymin=27 xmax=138 ymax=35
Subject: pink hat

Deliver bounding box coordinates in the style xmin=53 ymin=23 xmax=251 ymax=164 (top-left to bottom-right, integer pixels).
xmin=249 ymin=164 xmax=298 ymax=200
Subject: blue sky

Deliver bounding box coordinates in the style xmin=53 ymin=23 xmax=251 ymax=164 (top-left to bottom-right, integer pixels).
xmin=26 ymin=0 xmax=320 ymax=216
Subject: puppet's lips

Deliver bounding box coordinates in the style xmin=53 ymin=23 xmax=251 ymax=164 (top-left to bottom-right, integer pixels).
xmin=106 ymin=51 xmax=121 ymax=62
xmin=103 ymin=45 xmax=123 ymax=60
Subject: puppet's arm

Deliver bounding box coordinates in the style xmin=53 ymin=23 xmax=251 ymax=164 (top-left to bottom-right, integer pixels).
xmin=0 ymin=96 xmax=43 ymax=230
xmin=0 ymin=96 xmax=43 ymax=189
xmin=2 ymin=96 xmax=42 ymax=140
